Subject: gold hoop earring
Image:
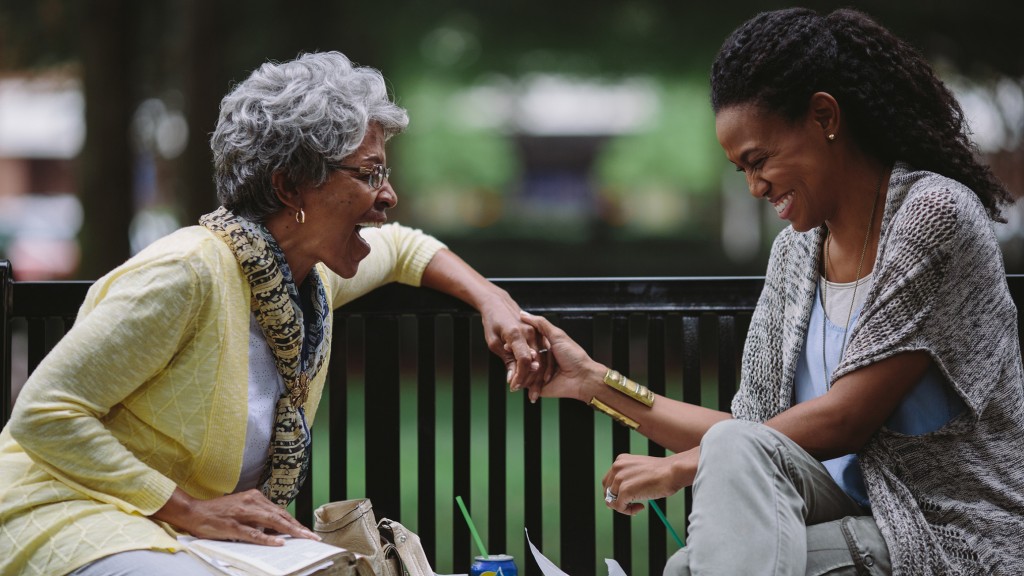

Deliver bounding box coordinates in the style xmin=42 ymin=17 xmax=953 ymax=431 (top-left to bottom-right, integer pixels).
xmin=827 ymin=133 xmax=836 ymax=141
xmin=295 ymin=209 xmax=305 ymax=224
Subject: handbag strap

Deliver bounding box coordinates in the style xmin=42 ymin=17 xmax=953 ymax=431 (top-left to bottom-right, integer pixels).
xmin=379 ymin=541 xmax=404 ymax=576
xmin=314 ymin=498 xmax=376 ymax=532
xmin=379 ymin=519 xmax=434 ymax=576
xmin=342 ymin=554 xmax=379 ymax=576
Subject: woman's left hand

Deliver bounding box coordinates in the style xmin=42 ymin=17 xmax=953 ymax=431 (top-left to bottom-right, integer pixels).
xmin=153 ymin=488 xmax=320 ymax=545
xmin=419 ymin=249 xmax=548 ymax=397
xmin=477 ymin=290 xmax=548 ymax=395
xmin=601 ymin=451 xmax=696 ymax=515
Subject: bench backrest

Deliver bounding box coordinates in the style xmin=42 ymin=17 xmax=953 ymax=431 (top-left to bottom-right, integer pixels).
xmin=3 ymin=259 xmax=1022 ymax=575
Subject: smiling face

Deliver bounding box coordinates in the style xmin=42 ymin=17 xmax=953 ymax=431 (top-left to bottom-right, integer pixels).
xmin=289 ymin=123 xmax=397 ymax=280
xmin=715 ymin=103 xmax=835 ymax=232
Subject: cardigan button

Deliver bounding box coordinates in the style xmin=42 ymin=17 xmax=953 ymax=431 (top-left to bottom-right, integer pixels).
xmin=864 ymin=554 xmax=874 ymax=567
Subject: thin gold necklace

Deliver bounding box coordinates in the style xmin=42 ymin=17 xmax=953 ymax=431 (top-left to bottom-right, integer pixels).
xmin=821 ymin=170 xmax=884 ymax=385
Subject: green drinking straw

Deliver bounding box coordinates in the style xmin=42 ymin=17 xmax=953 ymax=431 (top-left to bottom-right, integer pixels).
xmin=455 ymin=495 xmax=489 ymax=558
xmin=648 ymin=499 xmax=685 ymax=549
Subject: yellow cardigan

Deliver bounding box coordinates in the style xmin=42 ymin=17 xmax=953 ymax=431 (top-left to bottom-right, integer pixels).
xmin=0 ymin=223 xmax=445 ymax=576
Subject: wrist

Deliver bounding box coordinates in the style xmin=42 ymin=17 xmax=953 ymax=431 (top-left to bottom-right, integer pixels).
xmin=152 ymin=487 xmax=195 ymax=528
xmin=576 ymin=361 xmax=609 ymax=403
xmin=668 ymin=448 xmax=699 ymax=489
xmin=466 ymin=279 xmax=511 ymax=312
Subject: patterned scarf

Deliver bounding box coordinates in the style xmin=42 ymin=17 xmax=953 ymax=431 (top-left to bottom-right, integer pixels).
xmin=200 ymin=206 xmax=331 ymax=505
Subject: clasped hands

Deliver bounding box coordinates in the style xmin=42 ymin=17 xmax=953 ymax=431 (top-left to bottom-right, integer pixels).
xmin=481 ymin=302 xmax=689 ymax=516
xmin=514 ymin=311 xmax=691 ymax=516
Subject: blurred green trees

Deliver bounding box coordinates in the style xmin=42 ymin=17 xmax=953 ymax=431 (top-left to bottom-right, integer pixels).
xmin=1 ymin=0 xmax=1021 ymax=277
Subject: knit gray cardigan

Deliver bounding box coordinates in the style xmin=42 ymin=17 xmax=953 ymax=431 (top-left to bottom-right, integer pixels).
xmin=731 ymin=163 xmax=1024 ymax=575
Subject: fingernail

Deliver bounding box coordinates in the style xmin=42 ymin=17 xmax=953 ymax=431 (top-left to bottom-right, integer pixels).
xmin=530 ymin=361 xmax=540 ymax=371
xmin=506 ymin=369 xmax=513 ymax=383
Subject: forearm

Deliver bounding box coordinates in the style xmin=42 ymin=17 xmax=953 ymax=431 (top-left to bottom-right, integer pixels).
xmin=764 ymin=401 xmax=855 ymax=460
xmin=9 ymin=271 xmax=193 ymax=514
xmin=574 ymin=362 xmax=731 ymax=454
xmin=13 ymin=407 xmax=179 ymax=514
xmin=420 ymin=249 xmax=510 ymax=310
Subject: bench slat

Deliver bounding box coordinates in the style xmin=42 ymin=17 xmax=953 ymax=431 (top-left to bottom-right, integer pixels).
xmin=416 ymin=316 xmax=437 ymax=561
xmin=451 ymin=316 xmax=472 ymax=572
xmin=487 ymin=351 xmax=508 ymax=560
xmin=647 ymin=316 xmax=669 ymax=571
xmin=558 ymin=316 xmax=597 ymax=575
xmin=610 ymin=314 xmax=632 ymax=570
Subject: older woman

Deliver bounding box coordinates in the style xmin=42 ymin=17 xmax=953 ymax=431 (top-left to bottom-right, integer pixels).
xmin=0 ymin=51 xmax=542 ymax=576
xmin=522 ymin=8 xmax=1024 ymax=575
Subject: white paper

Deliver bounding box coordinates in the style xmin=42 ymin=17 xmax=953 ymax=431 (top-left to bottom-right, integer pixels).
xmin=605 ymin=559 xmax=628 ymax=576
xmin=525 ymin=528 xmax=570 ymax=576
xmin=524 ymin=528 xmax=629 ymax=576
xmin=178 ymin=535 xmax=338 ymax=576
xmin=178 ymin=537 xmax=245 ymax=576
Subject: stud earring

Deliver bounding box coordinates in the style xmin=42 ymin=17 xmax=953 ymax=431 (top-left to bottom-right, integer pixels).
xmin=827 ymin=133 xmax=836 ymax=141
xmin=295 ymin=209 xmax=306 ymax=224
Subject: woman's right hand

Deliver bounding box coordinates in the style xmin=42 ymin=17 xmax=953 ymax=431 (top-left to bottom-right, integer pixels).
xmin=519 ymin=311 xmax=606 ymax=403
xmin=152 ymin=488 xmax=320 ymax=545
xmin=602 ymin=450 xmax=696 ymax=516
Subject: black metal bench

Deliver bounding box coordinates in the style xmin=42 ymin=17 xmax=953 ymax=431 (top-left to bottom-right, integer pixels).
xmin=3 ymin=259 xmax=1022 ymax=575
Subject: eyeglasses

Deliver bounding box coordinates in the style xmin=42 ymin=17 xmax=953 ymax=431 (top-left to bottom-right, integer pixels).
xmin=327 ymin=162 xmax=391 ymax=190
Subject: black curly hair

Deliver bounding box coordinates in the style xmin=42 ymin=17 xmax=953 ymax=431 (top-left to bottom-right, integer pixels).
xmin=710 ymin=8 xmax=1012 ymax=222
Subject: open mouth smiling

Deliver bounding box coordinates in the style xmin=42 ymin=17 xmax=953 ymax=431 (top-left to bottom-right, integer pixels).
xmin=771 ymin=192 xmax=793 ymax=216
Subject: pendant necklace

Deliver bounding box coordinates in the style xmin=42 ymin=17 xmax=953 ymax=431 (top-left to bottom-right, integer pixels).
xmin=821 ymin=170 xmax=884 ymax=384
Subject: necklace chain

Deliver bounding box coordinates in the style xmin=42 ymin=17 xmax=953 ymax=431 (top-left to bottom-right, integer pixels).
xmin=821 ymin=170 xmax=885 ymax=385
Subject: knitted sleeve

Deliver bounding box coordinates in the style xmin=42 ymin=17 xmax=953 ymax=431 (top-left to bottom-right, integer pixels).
xmin=8 ymin=256 xmax=203 ymax=515
xmin=324 ymin=223 xmax=447 ymax=308
xmin=835 ymin=176 xmax=1014 ymax=417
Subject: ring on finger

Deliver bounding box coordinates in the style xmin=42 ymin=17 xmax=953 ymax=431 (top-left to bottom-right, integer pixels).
xmin=605 ymin=487 xmax=618 ymax=503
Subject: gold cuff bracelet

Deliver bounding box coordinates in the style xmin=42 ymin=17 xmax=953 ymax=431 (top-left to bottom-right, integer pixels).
xmin=604 ymin=369 xmax=655 ymax=407
xmin=589 ymin=397 xmax=640 ymax=429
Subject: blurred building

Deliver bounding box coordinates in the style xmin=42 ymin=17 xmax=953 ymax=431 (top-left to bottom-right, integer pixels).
xmin=0 ymin=73 xmax=83 ymax=280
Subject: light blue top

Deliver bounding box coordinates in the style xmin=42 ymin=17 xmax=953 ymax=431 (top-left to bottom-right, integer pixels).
xmin=794 ymin=283 xmax=966 ymax=508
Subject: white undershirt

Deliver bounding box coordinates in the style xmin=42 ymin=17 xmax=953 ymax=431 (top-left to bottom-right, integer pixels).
xmin=820 ymin=271 xmax=874 ymax=329
xmin=233 ymin=313 xmax=286 ymax=492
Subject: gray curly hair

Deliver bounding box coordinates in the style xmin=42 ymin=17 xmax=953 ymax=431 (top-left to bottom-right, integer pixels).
xmin=211 ymin=51 xmax=409 ymax=221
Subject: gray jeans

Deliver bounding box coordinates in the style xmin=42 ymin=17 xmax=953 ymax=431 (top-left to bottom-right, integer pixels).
xmin=663 ymin=420 xmax=891 ymax=576
xmin=67 ymin=550 xmax=209 ymax=576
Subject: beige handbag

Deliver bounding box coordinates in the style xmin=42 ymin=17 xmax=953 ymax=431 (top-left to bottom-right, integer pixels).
xmin=313 ymin=498 xmax=433 ymax=576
